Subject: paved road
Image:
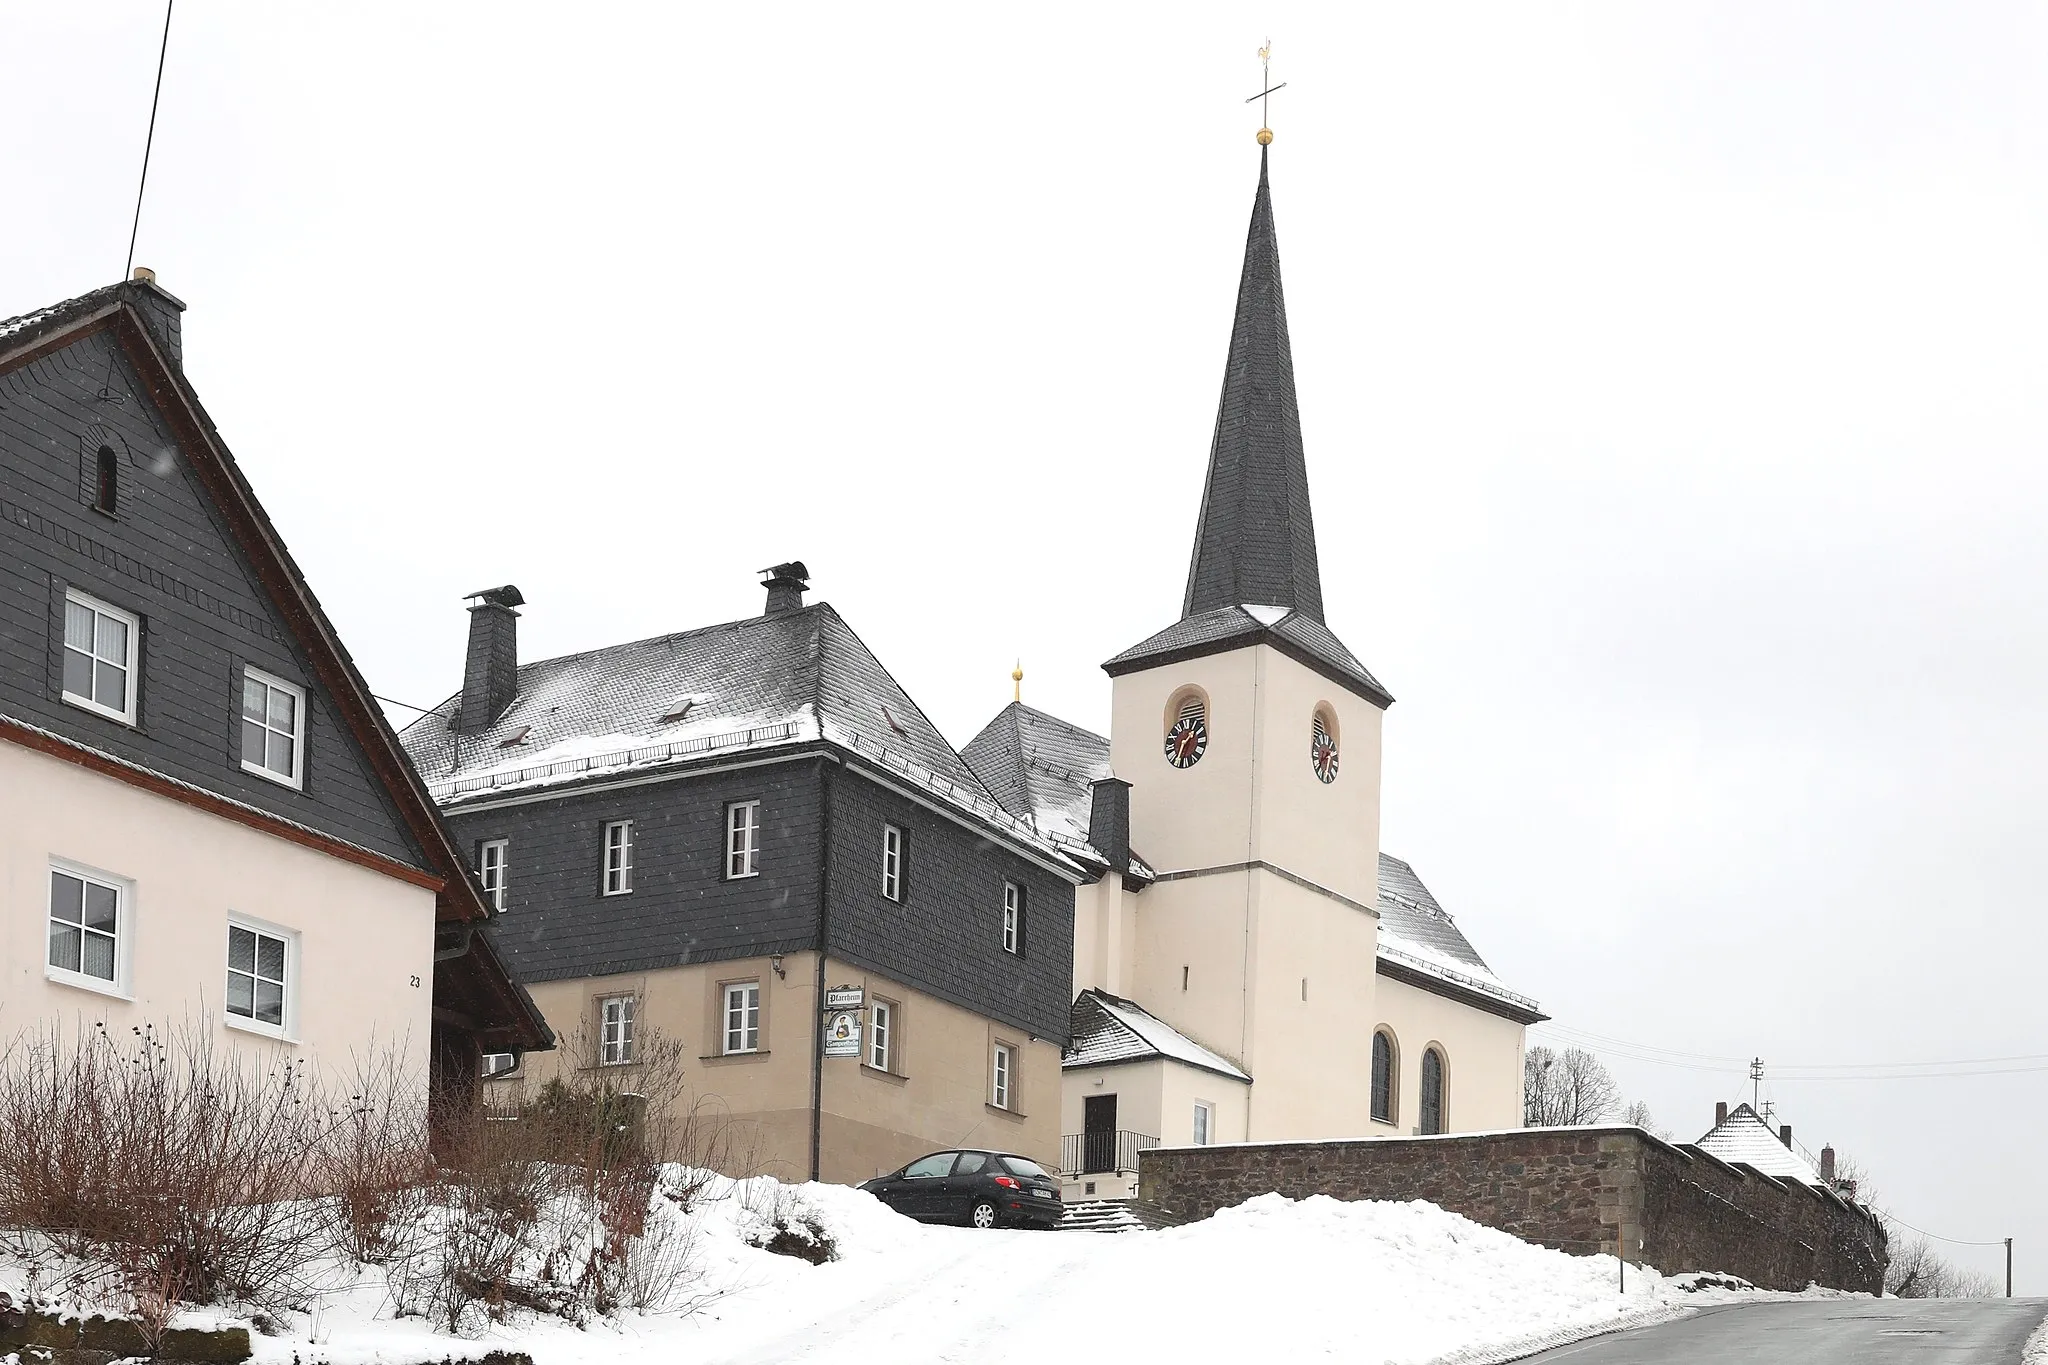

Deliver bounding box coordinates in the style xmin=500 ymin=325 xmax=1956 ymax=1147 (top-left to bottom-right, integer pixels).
xmin=1523 ymin=1297 xmax=2048 ymax=1363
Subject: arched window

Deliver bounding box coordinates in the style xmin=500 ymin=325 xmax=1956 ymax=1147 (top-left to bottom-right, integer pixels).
xmin=1371 ymin=1030 xmax=1395 ymax=1124
xmin=94 ymin=446 xmax=118 ymax=515
xmin=1420 ymin=1047 xmax=1447 ymax=1135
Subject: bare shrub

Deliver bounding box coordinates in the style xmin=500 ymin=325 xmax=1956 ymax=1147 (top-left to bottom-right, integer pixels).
xmin=315 ymin=1046 xmax=432 ymax=1266
xmin=0 ymin=1021 xmax=339 ymax=1343
xmin=388 ymin=1023 xmax=728 ymax=1333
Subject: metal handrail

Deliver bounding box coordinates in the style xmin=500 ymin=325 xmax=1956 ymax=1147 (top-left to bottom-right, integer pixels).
xmin=1060 ymin=1129 xmax=1161 ymax=1177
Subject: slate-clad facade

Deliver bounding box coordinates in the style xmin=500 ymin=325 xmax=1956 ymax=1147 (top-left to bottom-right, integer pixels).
xmin=0 ymin=276 xmax=549 ymax=1107
xmin=0 ymin=328 xmax=424 ymax=865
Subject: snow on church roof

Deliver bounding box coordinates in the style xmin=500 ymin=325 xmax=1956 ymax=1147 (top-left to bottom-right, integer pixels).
xmin=1065 ymin=990 xmax=1251 ymax=1082
xmin=962 ymin=703 xmax=1538 ymax=1016
xmin=1693 ymin=1104 xmax=1825 ymax=1184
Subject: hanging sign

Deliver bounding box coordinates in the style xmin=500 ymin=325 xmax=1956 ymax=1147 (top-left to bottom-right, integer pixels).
xmin=823 ymin=1009 xmax=862 ymax=1058
xmin=824 ymin=985 xmax=866 ymax=1011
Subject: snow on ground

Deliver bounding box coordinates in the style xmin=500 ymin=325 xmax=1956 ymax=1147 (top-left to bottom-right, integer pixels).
xmin=1 ymin=1176 xmax=1846 ymax=1365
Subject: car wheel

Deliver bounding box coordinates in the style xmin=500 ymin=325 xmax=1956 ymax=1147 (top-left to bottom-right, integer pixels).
xmin=970 ymin=1200 xmax=999 ymax=1229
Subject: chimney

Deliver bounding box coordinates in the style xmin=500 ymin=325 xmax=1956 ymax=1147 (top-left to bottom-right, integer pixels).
xmin=1088 ymin=777 xmax=1133 ymax=879
xmin=125 ymin=267 xmax=185 ymax=368
xmin=760 ymin=561 xmax=810 ymax=615
xmin=1779 ymin=1123 xmax=1793 ymax=1150
xmin=1715 ymin=1101 xmax=1728 ymax=1127
xmin=456 ymin=585 xmax=524 ymax=732
xmin=1820 ymin=1145 xmax=1836 ymax=1183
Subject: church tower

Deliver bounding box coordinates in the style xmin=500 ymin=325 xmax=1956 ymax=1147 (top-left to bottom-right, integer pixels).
xmin=1102 ymin=144 xmax=1393 ymax=1139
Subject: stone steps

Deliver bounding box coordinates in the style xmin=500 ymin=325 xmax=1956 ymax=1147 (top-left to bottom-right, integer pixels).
xmin=1057 ymin=1198 xmax=1192 ymax=1233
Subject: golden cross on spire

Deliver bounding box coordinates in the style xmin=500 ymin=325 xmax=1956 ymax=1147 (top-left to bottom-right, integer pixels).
xmin=1246 ymin=39 xmax=1286 ymax=145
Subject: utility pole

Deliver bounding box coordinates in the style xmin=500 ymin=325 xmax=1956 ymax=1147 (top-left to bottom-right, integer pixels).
xmin=2007 ymin=1238 xmax=2013 ymax=1297
xmin=1749 ymin=1057 xmax=1765 ymax=1110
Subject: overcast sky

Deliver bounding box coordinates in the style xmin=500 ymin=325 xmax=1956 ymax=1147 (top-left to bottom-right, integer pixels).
xmin=8 ymin=2 xmax=2047 ymax=1289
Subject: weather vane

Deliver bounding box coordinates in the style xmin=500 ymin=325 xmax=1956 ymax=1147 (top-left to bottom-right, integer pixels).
xmin=1245 ymin=39 xmax=1286 ymax=145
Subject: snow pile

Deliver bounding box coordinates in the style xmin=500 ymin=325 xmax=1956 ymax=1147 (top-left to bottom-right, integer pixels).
xmin=2 ymin=1175 xmax=1834 ymax=1365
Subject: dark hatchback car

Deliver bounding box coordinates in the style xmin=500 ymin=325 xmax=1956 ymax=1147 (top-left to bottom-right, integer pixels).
xmin=860 ymin=1149 xmax=1064 ymax=1229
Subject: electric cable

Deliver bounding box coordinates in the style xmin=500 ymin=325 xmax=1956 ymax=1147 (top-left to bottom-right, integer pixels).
xmin=125 ymin=0 xmax=175 ymax=279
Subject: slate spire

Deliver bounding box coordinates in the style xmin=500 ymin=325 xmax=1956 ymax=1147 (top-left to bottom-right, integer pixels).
xmin=1181 ymin=145 xmax=1325 ymax=624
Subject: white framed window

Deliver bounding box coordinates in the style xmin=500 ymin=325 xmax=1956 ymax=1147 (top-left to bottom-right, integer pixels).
xmin=1001 ymin=880 xmax=1023 ymax=954
xmin=47 ymin=862 xmax=130 ymax=996
xmin=481 ymin=1051 xmax=518 ymax=1078
xmin=726 ymin=800 xmax=760 ymax=879
xmin=1192 ymin=1100 xmax=1214 ymax=1146
xmin=868 ymin=999 xmax=893 ymax=1072
xmin=239 ymin=667 xmax=307 ymax=788
xmin=599 ymin=994 xmax=636 ymax=1065
xmin=478 ymin=839 xmax=509 ymax=910
xmin=723 ymin=981 xmax=761 ymax=1054
xmin=225 ymin=918 xmax=296 ymax=1037
xmin=62 ymin=590 xmax=138 ymax=725
xmin=602 ymin=820 xmax=634 ymax=895
xmin=881 ymin=824 xmax=902 ymax=901
xmin=991 ymin=1042 xmax=1013 ymax=1110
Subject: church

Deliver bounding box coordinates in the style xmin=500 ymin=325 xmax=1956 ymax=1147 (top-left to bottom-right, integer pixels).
xmin=960 ymin=137 xmax=1545 ymax=1199
xmin=399 ymin=134 xmax=1542 ymax=1191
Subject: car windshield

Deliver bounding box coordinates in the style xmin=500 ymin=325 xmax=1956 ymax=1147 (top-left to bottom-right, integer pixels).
xmin=1000 ymin=1155 xmax=1051 ymax=1179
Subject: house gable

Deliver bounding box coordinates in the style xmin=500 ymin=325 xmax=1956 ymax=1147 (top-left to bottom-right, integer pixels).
xmin=0 ymin=323 xmax=425 ymax=868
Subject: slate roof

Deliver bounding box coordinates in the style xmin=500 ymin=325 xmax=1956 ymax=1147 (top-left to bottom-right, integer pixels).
xmin=0 ymin=281 xmax=124 ymax=346
xmin=1064 ymin=989 xmax=1250 ymax=1081
xmin=399 ymin=602 xmax=1074 ymax=863
xmin=1694 ymin=1103 xmax=1824 ymax=1184
xmin=1107 ymin=151 xmax=1391 ymax=708
xmin=1103 ymin=604 xmax=1392 ymax=709
xmin=1183 ymin=147 xmax=1324 ymax=623
xmin=961 ymin=702 xmax=1152 ymax=877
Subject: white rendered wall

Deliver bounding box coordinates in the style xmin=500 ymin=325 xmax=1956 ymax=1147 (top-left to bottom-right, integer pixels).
xmin=0 ymin=740 xmax=437 ymax=1081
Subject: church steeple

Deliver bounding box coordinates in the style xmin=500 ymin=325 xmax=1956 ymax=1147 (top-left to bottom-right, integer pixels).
xmin=1182 ymin=146 xmax=1324 ymax=624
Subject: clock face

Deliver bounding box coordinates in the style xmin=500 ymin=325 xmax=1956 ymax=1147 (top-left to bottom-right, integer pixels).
xmin=1311 ymin=714 xmax=1339 ymax=784
xmin=1165 ymin=713 xmax=1208 ymax=769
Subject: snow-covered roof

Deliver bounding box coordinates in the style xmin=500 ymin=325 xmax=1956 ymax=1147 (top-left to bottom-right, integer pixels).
xmin=1065 ymin=990 xmax=1250 ymax=1081
xmin=960 ymin=702 xmax=1153 ymax=878
xmin=1693 ymin=1104 xmax=1824 ymax=1184
xmin=1374 ymin=857 xmax=1542 ymax=1018
xmin=397 ymin=603 xmax=1077 ymax=867
xmin=0 ymin=282 xmax=120 ymax=344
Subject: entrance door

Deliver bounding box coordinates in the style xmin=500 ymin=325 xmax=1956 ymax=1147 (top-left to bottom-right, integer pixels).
xmin=1083 ymin=1094 xmax=1117 ymax=1173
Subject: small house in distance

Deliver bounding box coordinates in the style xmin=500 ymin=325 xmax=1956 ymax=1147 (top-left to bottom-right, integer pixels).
xmin=397 ymin=566 xmax=1090 ymax=1184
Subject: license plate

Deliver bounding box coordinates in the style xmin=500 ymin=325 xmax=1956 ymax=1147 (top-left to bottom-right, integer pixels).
xmin=1033 ymin=1189 xmax=1052 ymax=1198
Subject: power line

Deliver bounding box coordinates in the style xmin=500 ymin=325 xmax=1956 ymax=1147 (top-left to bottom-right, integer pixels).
xmin=125 ymin=0 xmax=176 ymax=279
xmin=1880 ymin=1210 xmax=2009 ymax=1249
xmin=1531 ymin=1024 xmax=2048 ymax=1080
xmin=373 ymin=693 xmax=436 ymax=715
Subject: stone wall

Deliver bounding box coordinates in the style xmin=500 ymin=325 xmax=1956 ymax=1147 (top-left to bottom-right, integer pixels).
xmin=1138 ymin=1127 xmax=1886 ymax=1293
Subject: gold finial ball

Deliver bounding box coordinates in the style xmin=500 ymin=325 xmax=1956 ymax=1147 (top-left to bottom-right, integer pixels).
xmin=1011 ymin=663 xmax=1024 ymax=684
xmin=1257 ymin=127 xmax=1274 ymax=146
